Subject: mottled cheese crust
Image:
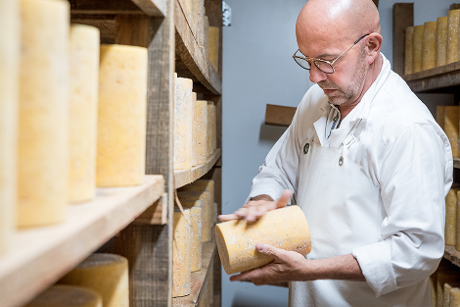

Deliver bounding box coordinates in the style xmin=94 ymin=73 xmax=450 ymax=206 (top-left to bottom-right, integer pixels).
xmin=25 ymin=285 xmax=102 ymax=307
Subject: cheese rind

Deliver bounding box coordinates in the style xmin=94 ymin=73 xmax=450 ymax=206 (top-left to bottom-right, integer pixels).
xmin=17 ymin=0 xmax=70 ymax=227
xmin=447 ymin=10 xmax=460 ymax=64
xmin=413 ymin=25 xmax=424 ymax=73
xmin=25 ymin=285 xmax=102 ymax=307
xmin=444 ymin=106 xmax=459 ymax=158
xmin=68 ymin=24 xmax=100 ymax=202
xmin=436 ymin=16 xmax=448 ymax=67
xmin=436 ymin=267 xmax=460 ymax=307
xmin=192 ymin=92 xmax=197 ymax=167
xmin=177 ymin=201 xmax=203 ymax=272
xmin=173 ymin=208 xmax=191 ymax=297
xmin=208 ymin=26 xmax=219 ymax=70
xmin=451 ymin=287 xmax=460 ymax=307
xmin=444 ymin=282 xmax=460 ymax=307
xmin=58 ymin=253 xmax=129 ymax=307
xmin=196 ymin=100 xmax=208 ymax=164
xmin=404 ymin=26 xmax=414 ymax=75
xmin=174 ymin=77 xmax=193 ymax=170
xmin=446 ymin=189 xmax=459 ymax=245
xmin=96 ymin=44 xmax=147 ymax=187
xmin=178 ymin=190 xmax=212 ymax=242
xmin=215 ymin=205 xmax=312 ymax=275
xmin=422 ymin=21 xmax=437 ymax=71
xmin=207 ymin=103 xmax=216 ymax=156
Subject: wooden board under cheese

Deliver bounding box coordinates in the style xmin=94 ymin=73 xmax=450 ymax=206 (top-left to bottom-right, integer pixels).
xmin=447 ymin=9 xmax=460 ymax=64
xmin=96 ymin=44 xmax=147 ymax=187
xmin=436 ymin=16 xmax=448 ymax=67
xmin=215 ymin=205 xmax=312 ymax=275
xmin=17 ymin=0 xmax=69 ymax=228
xmin=421 ymin=21 xmax=437 ymax=71
xmin=25 ymin=285 xmax=102 ymax=307
xmin=196 ymin=100 xmax=208 ymax=164
xmin=173 ymin=208 xmax=191 ymax=297
xmin=58 ymin=253 xmax=129 ymax=307
xmin=207 ymin=102 xmax=216 ymax=156
xmin=68 ymin=24 xmax=100 ymax=203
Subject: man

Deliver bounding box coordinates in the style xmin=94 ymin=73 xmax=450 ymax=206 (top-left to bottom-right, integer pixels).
xmin=219 ymin=0 xmax=453 ymax=306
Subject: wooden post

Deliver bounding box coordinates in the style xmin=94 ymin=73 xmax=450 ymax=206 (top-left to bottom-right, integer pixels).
xmin=393 ymin=3 xmax=414 ymax=76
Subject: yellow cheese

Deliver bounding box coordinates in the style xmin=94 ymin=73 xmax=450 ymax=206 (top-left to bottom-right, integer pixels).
xmin=422 ymin=21 xmax=437 ymax=71
xmin=192 ymin=92 xmax=197 ymax=167
xmin=446 ymin=189 xmax=459 ymax=245
xmin=178 ymin=190 xmax=212 ymax=242
xmin=456 ymin=190 xmax=460 ymax=252
xmin=444 ymin=282 xmax=460 ymax=307
xmin=174 ymin=77 xmax=193 ymax=170
xmin=208 ymin=26 xmax=219 ymax=71
xmin=58 ymin=253 xmax=129 ymax=307
xmin=25 ymin=285 xmax=102 ymax=307
xmin=207 ymin=102 xmax=216 ymax=155
xmin=413 ymin=25 xmax=424 ymax=73
xmin=177 ymin=201 xmax=203 ymax=272
xmin=215 ymin=205 xmax=312 ymax=275
xmin=196 ymin=100 xmax=208 ymax=164
xmin=404 ymin=26 xmax=414 ymax=75
xmin=437 ymin=106 xmax=446 ymax=129
xmin=447 ymin=10 xmax=460 ymax=64
xmin=173 ymin=208 xmax=191 ymax=297
xmin=68 ymin=24 xmax=100 ymax=203
xmin=96 ymin=44 xmax=147 ymax=187
xmin=0 ymin=0 xmax=19 ymax=253
xmin=437 ymin=267 xmax=460 ymax=307
xmin=436 ymin=16 xmax=448 ymax=67
xmin=451 ymin=287 xmax=460 ymax=307
xmin=17 ymin=0 xmax=69 ymax=228
xmin=444 ymin=106 xmax=459 ymax=159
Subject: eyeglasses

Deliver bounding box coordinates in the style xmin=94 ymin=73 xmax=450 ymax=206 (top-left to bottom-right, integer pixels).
xmin=292 ymin=33 xmax=370 ymax=74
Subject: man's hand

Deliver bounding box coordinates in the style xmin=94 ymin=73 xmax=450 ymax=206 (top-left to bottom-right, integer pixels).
xmin=229 ymin=243 xmax=308 ymax=285
xmin=218 ymin=190 xmax=292 ymax=222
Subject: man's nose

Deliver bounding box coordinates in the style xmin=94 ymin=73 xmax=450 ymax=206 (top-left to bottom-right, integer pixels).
xmin=309 ymin=64 xmax=328 ymax=83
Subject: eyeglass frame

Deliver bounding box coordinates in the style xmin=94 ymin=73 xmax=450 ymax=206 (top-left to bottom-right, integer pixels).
xmin=292 ymin=33 xmax=371 ymax=74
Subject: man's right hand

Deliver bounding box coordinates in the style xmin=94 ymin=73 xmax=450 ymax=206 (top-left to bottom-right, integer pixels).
xmin=218 ymin=190 xmax=292 ymax=223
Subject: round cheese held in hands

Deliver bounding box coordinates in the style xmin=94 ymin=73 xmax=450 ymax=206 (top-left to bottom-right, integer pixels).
xmin=215 ymin=205 xmax=311 ymax=275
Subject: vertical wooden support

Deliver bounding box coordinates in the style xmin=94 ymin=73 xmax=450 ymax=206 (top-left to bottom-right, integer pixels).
xmin=393 ymin=3 xmax=414 ymax=76
xmin=112 ymin=0 xmax=175 ymax=306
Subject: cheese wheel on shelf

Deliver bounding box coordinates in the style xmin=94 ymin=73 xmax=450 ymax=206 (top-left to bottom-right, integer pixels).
xmin=58 ymin=253 xmax=129 ymax=307
xmin=96 ymin=44 xmax=147 ymax=187
xmin=413 ymin=25 xmax=424 ymax=73
xmin=404 ymin=26 xmax=414 ymax=75
xmin=174 ymin=77 xmax=193 ymax=170
xmin=436 ymin=16 xmax=448 ymax=67
xmin=0 ymin=0 xmax=19 ymax=253
xmin=192 ymin=92 xmax=197 ymax=167
xmin=17 ymin=0 xmax=69 ymax=228
xmin=444 ymin=282 xmax=460 ymax=307
xmin=444 ymin=106 xmax=459 ymax=158
xmin=447 ymin=9 xmax=460 ymax=64
xmin=25 ymin=285 xmax=102 ymax=307
xmin=178 ymin=190 xmax=212 ymax=242
xmin=207 ymin=102 xmax=216 ymax=156
xmin=173 ymin=208 xmax=191 ymax=297
xmin=180 ymin=179 xmax=215 ymax=234
xmin=216 ymin=205 xmax=312 ymax=275
xmin=456 ymin=190 xmax=460 ymax=252
xmin=196 ymin=100 xmax=208 ymax=164
xmin=446 ymin=188 xmax=459 ymax=245
xmin=437 ymin=266 xmax=460 ymax=307
xmin=421 ymin=21 xmax=436 ymax=71
xmin=68 ymin=24 xmax=100 ymax=203
xmin=451 ymin=287 xmax=460 ymax=307
xmin=209 ymin=26 xmax=219 ymax=70
xmin=436 ymin=106 xmax=446 ymax=129
xmin=176 ymin=200 xmax=203 ymax=272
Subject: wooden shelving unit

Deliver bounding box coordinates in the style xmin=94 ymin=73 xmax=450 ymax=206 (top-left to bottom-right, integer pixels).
xmin=175 ymin=149 xmax=221 ymax=189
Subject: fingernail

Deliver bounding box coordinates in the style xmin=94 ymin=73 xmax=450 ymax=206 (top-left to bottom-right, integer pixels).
xmin=256 ymin=243 xmax=265 ymax=251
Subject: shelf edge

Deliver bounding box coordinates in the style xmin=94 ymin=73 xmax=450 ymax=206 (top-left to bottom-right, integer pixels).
xmin=174 ymin=149 xmax=221 ymax=189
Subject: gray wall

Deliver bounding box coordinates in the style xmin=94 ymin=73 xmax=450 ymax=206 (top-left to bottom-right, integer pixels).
xmin=221 ymin=1 xmax=454 ymax=307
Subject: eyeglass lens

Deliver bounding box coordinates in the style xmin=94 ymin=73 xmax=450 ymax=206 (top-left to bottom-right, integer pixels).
xmin=294 ymin=57 xmax=334 ymax=74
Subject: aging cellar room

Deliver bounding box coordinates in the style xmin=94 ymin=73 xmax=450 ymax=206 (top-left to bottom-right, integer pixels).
xmin=3 ymin=0 xmax=460 ymax=307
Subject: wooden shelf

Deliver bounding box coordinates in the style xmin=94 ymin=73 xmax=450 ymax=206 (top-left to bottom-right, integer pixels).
xmin=0 ymin=175 xmax=164 ymax=307
xmin=69 ymin=0 xmax=167 ymax=17
xmin=454 ymin=158 xmax=460 ymax=169
xmin=403 ymin=61 xmax=460 ymax=93
xmin=174 ymin=0 xmax=222 ymax=95
xmin=444 ymin=245 xmax=460 ymax=267
xmin=172 ymin=241 xmax=216 ymax=307
xmin=175 ymin=148 xmax=221 ymax=189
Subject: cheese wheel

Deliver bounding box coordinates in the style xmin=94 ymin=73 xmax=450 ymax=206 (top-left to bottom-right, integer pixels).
xmin=437 ymin=267 xmax=460 ymax=307
xmin=422 ymin=21 xmax=437 ymax=71
xmin=192 ymin=92 xmax=197 ymax=167
xmin=456 ymin=190 xmax=460 ymax=251
xmin=68 ymin=24 xmax=100 ymax=203
xmin=444 ymin=282 xmax=460 ymax=307
xmin=436 ymin=16 xmax=448 ymax=67
xmin=58 ymin=253 xmax=129 ymax=307
xmin=173 ymin=208 xmax=191 ymax=297
xmin=413 ymin=25 xmax=424 ymax=73
xmin=437 ymin=106 xmax=446 ymax=129
xmin=196 ymin=100 xmax=208 ymax=164
xmin=444 ymin=106 xmax=459 ymax=159
xmin=451 ymin=287 xmax=460 ymax=307
xmin=0 ymin=0 xmax=19 ymax=253
xmin=207 ymin=103 xmax=216 ymax=155
xmin=174 ymin=77 xmax=193 ymax=170
xmin=25 ymin=285 xmax=102 ymax=307
xmin=176 ymin=201 xmax=203 ymax=272
xmin=17 ymin=0 xmax=69 ymax=227
xmin=178 ymin=190 xmax=212 ymax=242
xmin=215 ymin=205 xmax=312 ymax=275
xmin=447 ymin=10 xmax=460 ymax=64
xmin=209 ymin=26 xmax=219 ymax=70
xmin=404 ymin=26 xmax=414 ymax=75
xmin=96 ymin=44 xmax=147 ymax=187
xmin=446 ymin=189 xmax=459 ymax=245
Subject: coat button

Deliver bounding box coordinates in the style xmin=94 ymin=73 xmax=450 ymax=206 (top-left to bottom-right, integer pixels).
xmin=338 ymin=157 xmax=344 ymax=166
xmin=303 ymin=143 xmax=310 ymax=154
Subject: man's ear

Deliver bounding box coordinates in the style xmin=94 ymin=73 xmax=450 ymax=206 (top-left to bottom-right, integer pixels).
xmin=366 ymin=33 xmax=383 ymax=64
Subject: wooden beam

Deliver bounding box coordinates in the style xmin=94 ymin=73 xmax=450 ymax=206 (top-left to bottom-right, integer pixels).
xmin=393 ymin=3 xmax=414 ymax=76
xmin=265 ymin=104 xmax=297 ymax=127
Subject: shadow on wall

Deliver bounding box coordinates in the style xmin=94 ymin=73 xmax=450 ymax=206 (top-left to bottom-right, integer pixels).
xmin=258 ymin=123 xmax=287 ymax=146
xmin=231 ymin=290 xmax=289 ymax=307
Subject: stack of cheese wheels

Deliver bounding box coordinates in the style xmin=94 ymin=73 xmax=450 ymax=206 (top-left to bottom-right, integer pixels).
xmin=59 ymin=253 xmax=129 ymax=307
xmin=444 ymin=282 xmax=460 ymax=307
xmin=178 ymin=190 xmax=212 ymax=242
xmin=437 ymin=265 xmax=460 ymax=307
xmin=446 ymin=188 xmax=460 ymax=246
xmin=173 ymin=207 xmax=191 ymax=297
xmin=0 ymin=0 xmax=19 ymax=253
xmin=68 ymin=24 xmax=100 ymax=203
xmin=25 ymin=285 xmax=102 ymax=307
xmin=421 ymin=21 xmax=437 ymax=71
xmin=215 ymin=205 xmax=312 ymax=275
xmin=208 ymin=26 xmax=220 ymax=70
xmin=17 ymin=0 xmax=69 ymax=227
xmin=447 ymin=9 xmax=460 ymax=64
xmin=452 ymin=287 xmax=460 ymax=307
xmin=174 ymin=76 xmax=194 ymax=170
xmin=404 ymin=26 xmax=414 ymax=75
xmin=207 ymin=102 xmax=216 ymax=156
xmin=96 ymin=44 xmax=147 ymax=187
xmin=196 ymin=100 xmax=209 ymax=164
xmin=436 ymin=16 xmax=448 ymax=67
xmin=177 ymin=199 xmax=203 ymax=272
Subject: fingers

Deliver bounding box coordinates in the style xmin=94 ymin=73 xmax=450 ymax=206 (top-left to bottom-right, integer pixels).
xmin=255 ymin=243 xmax=284 ymax=263
xmin=218 ymin=213 xmax=240 ymax=221
xmin=276 ymin=190 xmax=292 ymax=209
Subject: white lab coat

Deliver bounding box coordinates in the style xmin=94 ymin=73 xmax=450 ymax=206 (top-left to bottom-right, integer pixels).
xmin=249 ymin=54 xmax=453 ymax=306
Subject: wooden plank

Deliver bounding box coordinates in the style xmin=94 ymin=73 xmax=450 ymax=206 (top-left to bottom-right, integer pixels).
xmin=69 ymin=0 xmax=166 ymax=16
xmin=172 ymin=242 xmax=217 ymax=307
xmin=175 ymin=149 xmax=221 ymax=189
xmin=265 ymin=104 xmax=297 ymax=127
xmin=175 ymin=0 xmax=222 ymax=95
xmin=135 ymin=193 xmax=168 ymax=225
xmin=393 ymin=3 xmax=414 ymax=76
xmin=404 ymin=61 xmax=460 ymax=81
xmin=454 ymin=158 xmax=460 ymax=169
xmin=132 ymin=0 xmax=168 ymax=17
xmin=451 ymin=4 xmax=460 ymax=10
xmin=0 ymin=175 xmax=164 ymax=307
xmin=406 ymin=68 xmax=460 ymax=92
xmin=444 ymin=245 xmax=460 ymax=267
